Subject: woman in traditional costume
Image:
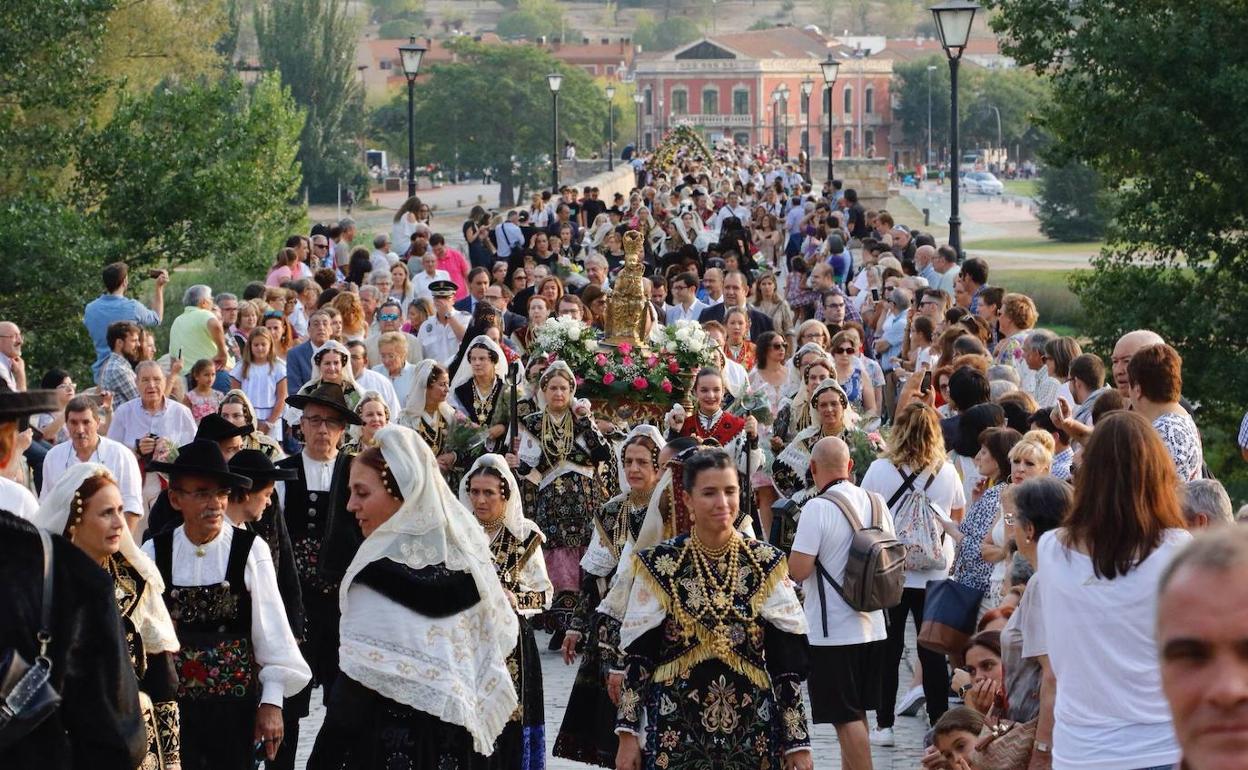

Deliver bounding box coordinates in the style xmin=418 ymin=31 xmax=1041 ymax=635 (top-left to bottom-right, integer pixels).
xmin=460 ymin=454 xmax=553 ymax=769
xmin=397 ymin=358 xmax=462 ymax=473
xmin=614 ymin=449 xmax=814 ymax=770
xmin=450 ymin=335 xmax=511 ymax=454
xmin=664 ymin=367 xmax=763 ymax=476
xmin=772 ymin=349 xmax=833 ymax=451
xmin=308 ymin=426 xmax=519 ymax=769
xmin=219 ymin=388 xmax=286 ymax=460
xmin=554 ymin=426 xmax=665 ymax=767
xmin=771 ymin=378 xmax=853 ymax=548
xmin=508 ymin=361 xmax=612 ymax=643
xmin=32 ymin=464 xmax=182 ymax=769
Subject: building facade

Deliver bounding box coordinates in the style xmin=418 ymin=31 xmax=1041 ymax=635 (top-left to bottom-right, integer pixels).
xmin=633 ymin=27 xmax=894 ymax=167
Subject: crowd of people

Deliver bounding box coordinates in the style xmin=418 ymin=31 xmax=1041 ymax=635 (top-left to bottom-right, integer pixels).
xmin=0 ymin=138 xmax=1246 ymax=770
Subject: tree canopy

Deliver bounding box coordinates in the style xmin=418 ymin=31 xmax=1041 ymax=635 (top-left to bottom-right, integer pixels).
xmin=371 ymin=39 xmax=610 ymax=207
xmin=77 ymin=76 xmax=305 ymax=274
xmin=988 ymin=0 xmax=1248 ymax=473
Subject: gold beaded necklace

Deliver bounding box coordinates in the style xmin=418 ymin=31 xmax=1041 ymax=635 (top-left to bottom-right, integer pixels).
xmin=540 ymin=409 xmax=575 ymax=459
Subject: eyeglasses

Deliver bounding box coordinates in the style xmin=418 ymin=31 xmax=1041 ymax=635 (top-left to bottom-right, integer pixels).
xmin=312 ymin=243 xmax=328 ymax=249
xmin=57 ymin=382 xmax=76 ymax=390
xmin=301 ymin=416 xmax=346 ymax=430
xmin=219 ymin=305 xmax=239 ymax=313
xmin=171 ymin=487 xmax=230 ymax=503
xmin=378 ymin=312 xmax=401 ymax=322
xmin=770 ymin=343 xmax=787 ymax=350
xmin=834 ymin=347 xmax=856 ymax=355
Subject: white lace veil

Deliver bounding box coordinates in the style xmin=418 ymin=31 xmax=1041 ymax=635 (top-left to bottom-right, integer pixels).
xmin=534 ymin=359 xmax=577 ymax=410
xmin=30 ymin=463 xmax=179 ymax=655
xmin=449 ymin=336 xmax=507 ymax=402
xmin=615 ymin=424 xmax=666 ymax=492
xmin=401 ymin=358 xmax=456 ymax=426
xmin=458 ymin=453 xmax=541 ymax=543
xmin=338 ymin=425 xmax=519 ymax=755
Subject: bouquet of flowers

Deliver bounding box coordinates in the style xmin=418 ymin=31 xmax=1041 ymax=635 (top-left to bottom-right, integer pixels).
xmin=726 ymin=385 xmax=774 ymax=426
xmin=844 ymin=427 xmax=890 ymax=483
xmin=528 ymin=316 xmax=601 ymax=373
xmin=580 ymin=343 xmax=684 ymax=406
xmin=444 ymin=415 xmax=489 ymax=459
xmin=647 ymin=319 xmax=718 ymax=372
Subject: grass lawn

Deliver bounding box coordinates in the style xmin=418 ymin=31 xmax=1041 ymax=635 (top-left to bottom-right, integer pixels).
xmin=1003 ymin=179 xmax=1038 ymax=198
xmin=963 ymin=237 xmax=1103 ymax=255
xmin=993 ymin=269 xmax=1084 ymax=333
xmin=887 ymin=194 xmax=948 ymax=237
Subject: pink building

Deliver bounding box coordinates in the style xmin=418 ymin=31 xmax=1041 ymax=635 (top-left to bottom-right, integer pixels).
xmin=633 ymin=27 xmax=894 ymax=161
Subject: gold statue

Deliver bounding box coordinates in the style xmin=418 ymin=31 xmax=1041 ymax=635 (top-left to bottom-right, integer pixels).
xmin=603 ymin=230 xmax=652 ymax=348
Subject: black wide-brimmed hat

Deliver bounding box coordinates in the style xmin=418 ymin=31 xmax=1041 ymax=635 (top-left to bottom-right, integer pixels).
xmin=0 ymin=383 xmax=57 ymax=422
xmin=286 ymin=381 xmax=364 ymax=424
xmin=195 ymin=413 xmax=253 ymax=443
xmin=228 ymin=449 xmax=298 ymax=484
xmin=147 ymin=440 xmax=253 ymax=489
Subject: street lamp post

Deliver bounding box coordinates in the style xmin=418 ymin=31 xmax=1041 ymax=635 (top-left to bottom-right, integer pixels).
xmin=801 ymin=77 xmax=814 ymax=179
xmin=632 ymin=91 xmax=644 ymax=150
xmin=931 ymin=0 xmax=979 ymax=260
xmin=605 ymin=84 xmax=616 ymax=170
xmin=926 ymin=64 xmax=937 ymax=165
xmin=547 ymin=72 xmax=563 ymax=193
xmin=820 ymin=53 xmax=841 ymax=183
xmin=658 ymin=96 xmax=664 ymax=136
xmin=398 ymin=36 xmax=426 ymax=199
xmin=775 ymin=83 xmax=790 ymax=157
xmin=771 ymin=93 xmax=780 ymax=153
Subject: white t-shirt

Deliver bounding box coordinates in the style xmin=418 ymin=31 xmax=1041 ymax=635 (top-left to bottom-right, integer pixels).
xmin=0 ymin=476 xmax=38 ymax=520
xmin=791 ymin=483 xmax=893 ymax=646
xmin=1036 ymin=528 xmax=1191 ymax=770
xmin=859 ymin=459 xmax=965 ymax=589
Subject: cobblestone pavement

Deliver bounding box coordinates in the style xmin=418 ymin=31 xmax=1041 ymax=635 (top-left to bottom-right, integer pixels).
xmin=296 ymin=629 xmax=931 ymax=769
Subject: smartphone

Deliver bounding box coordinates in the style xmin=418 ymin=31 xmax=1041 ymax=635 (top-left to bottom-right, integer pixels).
xmin=871 ymin=288 xmax=880 ymax=302
xmin=148 ymin=269 xmax=163 ymax=279
xmin=920 ymin=369 xmax=933 ymax=394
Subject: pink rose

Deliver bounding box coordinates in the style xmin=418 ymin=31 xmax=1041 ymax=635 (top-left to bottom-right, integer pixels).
xmin=647 ymin=355 xmax=659 ymax=367
xmin=661 ymin=379 xmax=674 ymax=393
xmin=668 ymin=360 xmax=680 ymax=373
xmin=602 ymin=372 xmax=616 ymax=385
xmin=595 ymin=353 xmax=608 ymax=366
xmin=575 ymin=376 xmax=585 ymax=386
xmin=618 ymin=342 xmax=632 ymax=355
xmin=621 ymin=355 xmax=634 ymax=367
xmin=632 ymin=376 xmax=648 ymax=390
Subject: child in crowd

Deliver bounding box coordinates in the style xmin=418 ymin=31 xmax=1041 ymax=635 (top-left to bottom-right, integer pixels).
xmin=920 ymin=707 xmax=987 ymax=769
xmin=228 ymin=328 xmax=287 ymax=437
xmin=183 ymin=358 xmax=225 ymax=422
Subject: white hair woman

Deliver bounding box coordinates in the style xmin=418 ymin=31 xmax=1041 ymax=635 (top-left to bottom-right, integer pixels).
xmin=307 ymin=426 xmax=520 ymax=767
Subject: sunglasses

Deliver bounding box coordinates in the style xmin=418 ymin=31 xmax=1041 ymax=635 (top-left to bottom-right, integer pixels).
xmin=378 ymin=313 xmax=401 ymax=322
xmin=834 ymin=347 xmax=856 ymax=355
xmin=770 ymin=343 xmax=787 ymax=350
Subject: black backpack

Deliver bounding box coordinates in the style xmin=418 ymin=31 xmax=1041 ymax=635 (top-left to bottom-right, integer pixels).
xmin=813 ymin=488 xmax=906 ymax=633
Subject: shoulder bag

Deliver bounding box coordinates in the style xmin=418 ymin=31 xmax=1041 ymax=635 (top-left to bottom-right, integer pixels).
xmin=0 ymin=527 xmax=63 ymax=748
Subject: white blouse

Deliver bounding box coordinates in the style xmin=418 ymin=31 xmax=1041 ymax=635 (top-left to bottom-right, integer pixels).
xmin=141 ymin=524 xmax=311 ymax=706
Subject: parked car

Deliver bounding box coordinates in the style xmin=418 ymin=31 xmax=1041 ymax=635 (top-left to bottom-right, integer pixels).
xmin=963 ymin=171 xmax=1005 ymax=195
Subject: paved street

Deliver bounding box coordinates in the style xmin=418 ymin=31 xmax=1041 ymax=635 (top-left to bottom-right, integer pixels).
xmin=295 ymin=628 xmax=931 ymax=769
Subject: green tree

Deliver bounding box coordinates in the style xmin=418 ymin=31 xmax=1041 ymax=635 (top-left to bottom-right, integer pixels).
xmin=633 ymin=11 xmax=700 ymax=52
xmin=497 ymin=0 xmax=577 ymax=41
xmin=892 ymin=57 xmax=953 ymax=160
xmin=0 ymin=199 xmax=111 ymax=380
xmin=1035 ymin=163 xmax=1112 ymax=242
xmin=255 ymin=0 xmax=366 ymax=203
xmin=393 ymin=39 xmax=608 ymax=207
xmin=370 ymin=0 xmax=423 ymax=22
xmin=988 ymin=0 xmax=1248 ymax=474
xmin=76 ymin=76 xmax=306 ymax=274
xmin=0 ymin=0 xmax=118 ymax=196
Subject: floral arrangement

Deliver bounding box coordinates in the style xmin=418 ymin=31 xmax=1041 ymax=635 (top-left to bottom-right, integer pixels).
xmin=647 ymin=319 xmax=717 ymax=372
xmin=444 ymin=416 xmax=489 ymax=459
xmin=528 ymin=318 xmax=718 ymax=406
xmin=727 ymin=385 xmax=774 ymax=426
xmin=527 ymin=316 xmax=601 ymax=373
xmin=845 ymin=427 xmax=889 ymax=483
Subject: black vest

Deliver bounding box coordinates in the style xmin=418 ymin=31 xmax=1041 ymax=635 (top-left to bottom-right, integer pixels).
xmin=277 ymin=453 xmax=340 ymax=599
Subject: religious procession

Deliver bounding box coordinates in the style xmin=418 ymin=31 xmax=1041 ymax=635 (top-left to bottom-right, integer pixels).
xmin=0 ymin=121 xmax=1242 ymax=770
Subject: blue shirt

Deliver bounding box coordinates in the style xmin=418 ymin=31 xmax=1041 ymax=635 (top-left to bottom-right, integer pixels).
xmin=878 ymin=309 xmax=909 ymax=372
xmin=83 ymin=294 xmax=160 ymax=377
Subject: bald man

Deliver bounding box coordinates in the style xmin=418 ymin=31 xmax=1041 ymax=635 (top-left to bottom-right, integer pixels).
xmin=787 ymin=435 xmax=896 ymax=764
xmin=1157 ymin=528 xmax=1248 ymax=770
xmin=0 ymin=321 xmax=24 ymax=392
xmin=1111 ymin=329 xmax=1165 ymax=395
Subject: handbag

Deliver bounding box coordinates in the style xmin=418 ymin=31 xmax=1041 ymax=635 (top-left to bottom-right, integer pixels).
xmin=0 ymin=526 xmax=63 ymax=749
xmin=972 ymin=704 xmax=1038 ymax=770
xmin=918 ymin=578 xmax=984 ymax=655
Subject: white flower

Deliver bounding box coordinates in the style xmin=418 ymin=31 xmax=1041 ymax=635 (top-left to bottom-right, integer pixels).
xmin=583 ymin=336 xmax=597 ymax=351
xmin=687 ymin=338 xmax=705 ymax=353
